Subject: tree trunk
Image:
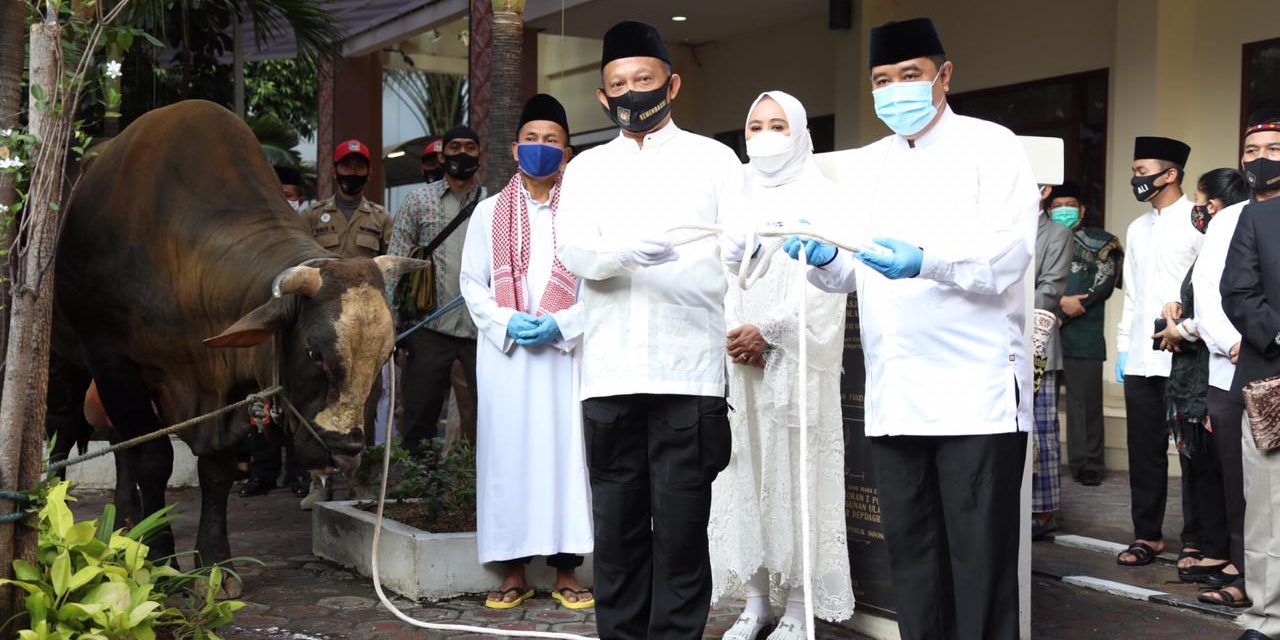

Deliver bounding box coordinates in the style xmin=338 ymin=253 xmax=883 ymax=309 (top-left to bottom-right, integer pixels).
xmin=468 ymin=1 xmax=492 ymax=187
xmin=0 ymin=19 xmax=64 ymax=623
xmin=0 ymin=0 xmax=26 ymax=358
xmin=485 ymin=8 xmax=521 ymax=194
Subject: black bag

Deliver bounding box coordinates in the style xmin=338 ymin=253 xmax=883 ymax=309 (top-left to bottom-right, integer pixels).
xmin=393 ymin=189 xmax=482 ymax=319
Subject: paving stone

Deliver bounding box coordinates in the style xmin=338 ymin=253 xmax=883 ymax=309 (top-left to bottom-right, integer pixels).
xmin=527 ymin=608 xmax=585 ymax=623
xmin=317 ymin=595 xmax=378 ymax=610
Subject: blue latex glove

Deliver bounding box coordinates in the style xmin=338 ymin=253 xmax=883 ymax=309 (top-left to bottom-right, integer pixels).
xmin=506 ymin=312 xmax=539 ymax=340
xmin=516 ymin=314 xmax=561 ymax=347
xmin=857 ymin=237 xmax=923 ymax=279
xmin=1115 ymin=351 xmax=1127 ymax=384
xmin=783 ymin=235 xmax=837 ymax=266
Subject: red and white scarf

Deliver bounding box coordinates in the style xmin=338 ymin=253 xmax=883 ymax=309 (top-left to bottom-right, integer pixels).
xmin=491 ymin=173 xmax=578 ymax=314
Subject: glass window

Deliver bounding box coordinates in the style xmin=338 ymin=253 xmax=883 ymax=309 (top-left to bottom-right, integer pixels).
xmin=1243 ymin=38 xmax=1280 ymax=132
xmin=950 ymin=69 xmax=1110 ymax=228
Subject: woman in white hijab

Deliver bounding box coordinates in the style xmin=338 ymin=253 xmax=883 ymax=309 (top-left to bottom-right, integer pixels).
xmin=709 ymin=91 xmax=854 ymax=639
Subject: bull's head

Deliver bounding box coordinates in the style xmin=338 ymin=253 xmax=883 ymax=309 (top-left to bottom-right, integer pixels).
xmin=201 ymin=256 xmax=427 ymax=466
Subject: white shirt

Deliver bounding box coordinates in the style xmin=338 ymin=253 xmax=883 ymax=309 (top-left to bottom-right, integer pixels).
xmin=1117 ymin=194 xmax=1203 ymax=377
xmin=556 ymin=122 xmax=747 ymax=400
xmin=805 ymin=107 xmax=1040 ymax=437
xmin=1192 ymin=200 xmax=1246 ymax=391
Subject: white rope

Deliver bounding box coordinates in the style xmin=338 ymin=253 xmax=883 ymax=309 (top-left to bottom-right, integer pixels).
xmin=369 ymin=224 xmax=846 ymax=639
xmin=369 ymin=363 xmax=598 ymax=639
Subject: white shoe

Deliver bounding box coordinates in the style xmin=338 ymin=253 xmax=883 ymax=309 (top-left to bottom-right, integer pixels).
xmin=765 ymin=616 xmax=806 ymax=640
xmin=724 ymin=612 xmax=771 ymax=640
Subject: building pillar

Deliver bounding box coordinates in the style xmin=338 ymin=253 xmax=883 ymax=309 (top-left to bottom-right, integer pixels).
xmin=331 ymin=53 xmax=386 ymax=204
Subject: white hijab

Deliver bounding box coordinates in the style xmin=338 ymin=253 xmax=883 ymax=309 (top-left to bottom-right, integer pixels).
xmin=744 ymin=90 xmax=821 ymax=188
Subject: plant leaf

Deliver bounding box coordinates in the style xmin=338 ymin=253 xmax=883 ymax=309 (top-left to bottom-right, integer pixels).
xmin=13 ymin=559 xmax=42 ymax=582
xmin=80 ymin=582 xmax=130 ymax=610
xmin=67 ymin=564 xmax=102 ymax=593
xmin=127 ymin=601 xmax=160 ymax=628
xmin=50 ymin=552 xmax=71 ymax=597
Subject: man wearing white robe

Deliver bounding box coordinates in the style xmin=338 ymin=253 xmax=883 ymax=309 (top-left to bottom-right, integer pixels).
xmin=786 ymin=18 xmax=1037 ymax=640
xmin=460 ymin=94 xmax=593 ymax=610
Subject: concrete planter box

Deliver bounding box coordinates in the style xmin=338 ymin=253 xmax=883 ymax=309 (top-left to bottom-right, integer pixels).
xmin=312 ymin=500 xmax=592 ymax=601
xmin=65 ymin=436 xmax=199 ymax=489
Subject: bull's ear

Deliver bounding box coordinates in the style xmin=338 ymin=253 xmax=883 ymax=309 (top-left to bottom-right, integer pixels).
xmin=373 ymin=255 xmax=430 ymax=285
xmin=203 ymin=299 xmax=288 ymax=348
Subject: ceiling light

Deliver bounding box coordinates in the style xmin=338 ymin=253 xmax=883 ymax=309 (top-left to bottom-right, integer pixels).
xmin=671 ymin=16 xmax=687 ymax=22
xmin=387 ymin=150 xmax=406 ymax=159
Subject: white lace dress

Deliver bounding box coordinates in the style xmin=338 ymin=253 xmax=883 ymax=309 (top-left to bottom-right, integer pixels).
xmin=709 ymin=171 xmax=855 ymax=622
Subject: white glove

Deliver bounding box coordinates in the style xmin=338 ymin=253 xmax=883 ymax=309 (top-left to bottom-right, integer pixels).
xmin=619 ymin=238 xmax=679 ymax=268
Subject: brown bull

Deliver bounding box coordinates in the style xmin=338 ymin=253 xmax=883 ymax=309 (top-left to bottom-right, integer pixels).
xmin=54 ymin=100 xmax=423 ymax=592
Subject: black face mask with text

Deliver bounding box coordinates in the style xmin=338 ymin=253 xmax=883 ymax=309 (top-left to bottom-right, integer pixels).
xmin=336 ymin=173 xmax=368 ymax=196
xmin=603 ymin=77 xmax=673 ymax=134
xmin=1131 ymin=171 xmax=1169 ymax=203
xmin=444 ymin=152 xmax=480 ymax=180
xmin=1245 ymin=157 xmax=1280 ymax=193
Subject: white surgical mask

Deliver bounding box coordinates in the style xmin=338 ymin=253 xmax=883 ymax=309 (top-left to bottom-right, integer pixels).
xmin=872 ymin=72 xmax=942 ymax=136
xmin=746 ymin=130 xmax=792 ymax=174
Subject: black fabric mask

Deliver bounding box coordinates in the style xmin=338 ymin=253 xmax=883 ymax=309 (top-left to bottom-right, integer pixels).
xmin=1131 ymin=172 xmax=1167 ymax=203
xmin=604 ymin=77 xmax=673 ymax=133
xmin=422 ymin=166 xmax=445 ymax=183
xmin=444 ymin=152 xmax=480 ymax=179
xmin=1191 ymin=204 xmax=1210 ymax=234
xmin=1245 ymin=157 xmax=1280 ymax=193
xmin=336 ymin=173 xmax=368 ymax=196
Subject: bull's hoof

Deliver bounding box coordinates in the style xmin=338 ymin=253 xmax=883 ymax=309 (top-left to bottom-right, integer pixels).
xmin=195 ymin=572 xmax=244 ymax=600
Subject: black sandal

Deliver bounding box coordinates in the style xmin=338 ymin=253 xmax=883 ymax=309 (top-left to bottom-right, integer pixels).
xmin=1179 ymin=546 xmax=1204 ymax=563
xmin=1179 ymin=561 xmax=1230 ymax=583
xmin=1117 ymin=541 xmax=1159 ymax=566
xmin=1198 ymin=587 xmax=1252 ymax=609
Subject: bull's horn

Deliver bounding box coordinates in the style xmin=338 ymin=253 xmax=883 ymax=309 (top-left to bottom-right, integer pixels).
xmin=272 ymin=265 xmax=323 ymax=298
xmin=373 ymin=255 xmax=430 ymax=284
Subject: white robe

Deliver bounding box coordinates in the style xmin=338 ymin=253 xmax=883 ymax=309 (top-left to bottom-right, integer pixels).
xmin=459 ymin=186 xmax=593 ymax=563
xmin=708 ymin=158 xmax=854 ymax=620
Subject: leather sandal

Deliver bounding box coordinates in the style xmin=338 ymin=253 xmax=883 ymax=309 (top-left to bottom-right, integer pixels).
xmin=1199 ymin=586 xmax=1252 ymax=609
xmin=1117 ymin=541 xmax=1158 ymax=566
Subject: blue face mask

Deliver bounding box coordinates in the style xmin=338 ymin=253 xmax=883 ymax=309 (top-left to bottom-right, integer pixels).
xmin=872 ymin=72 xmax=942 ymax=136
xmin=516 ymin=142 xmax=565 ymax=179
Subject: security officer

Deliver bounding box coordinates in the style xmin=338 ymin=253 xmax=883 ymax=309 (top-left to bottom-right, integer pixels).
xmin=302 ymin=139 xmax=393 ymax=259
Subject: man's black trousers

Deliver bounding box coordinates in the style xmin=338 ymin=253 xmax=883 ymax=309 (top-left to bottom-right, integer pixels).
xmin=1124 ymin=375 xmax=1200 ymax=544
xmin=871 ymin=431 xmax=1028 ymax=640
xmin=581 ymin=394 xmax=731 ymax=640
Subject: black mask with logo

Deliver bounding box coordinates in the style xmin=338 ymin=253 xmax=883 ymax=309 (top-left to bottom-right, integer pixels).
xmin=336 ymin=173 xmax=368 ymax=196
xmin=444 ymin=152 xmax=480 ymax=180
xmin=604 ymin=77 xmax=673 ymax=134
xmin=1130 ymin=171 xmax=1169 ymax=203
xmin=1245 ymin=157 xmax=1280 ymax=193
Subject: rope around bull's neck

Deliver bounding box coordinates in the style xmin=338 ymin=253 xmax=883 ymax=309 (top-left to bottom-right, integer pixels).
xmin=368 ymin=225 xmax=843 ymax=640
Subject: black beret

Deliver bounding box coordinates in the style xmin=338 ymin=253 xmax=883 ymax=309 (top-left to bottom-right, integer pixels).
xmin=601 ymin=20 xmax=670 ymax=69
xmin=1133 ymin=136 xmax=1190 ymax=166
xmin=869 ymin=18 xmax=945 ymax=68
xmin=519 ymin=93 xmax=570 ymax=137
xmin=442 ymin=125 xmax=480 ymax=148
xmin=274 ymin=165 xmax=301 ymax=186
xmin=1049 ymin=181 xmax=1082 ymax=201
